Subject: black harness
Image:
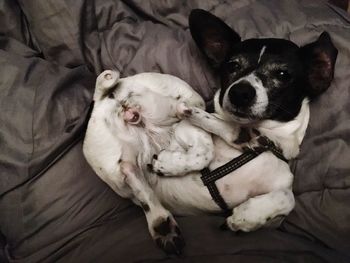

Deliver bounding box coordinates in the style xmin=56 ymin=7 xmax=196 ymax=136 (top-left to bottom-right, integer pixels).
xmin=200 ymin=136 xmax=288 ymax=212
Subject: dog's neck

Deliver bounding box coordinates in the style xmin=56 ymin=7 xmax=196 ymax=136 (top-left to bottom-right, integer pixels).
xmin=258 ymin=98 xmax=310 ymax=159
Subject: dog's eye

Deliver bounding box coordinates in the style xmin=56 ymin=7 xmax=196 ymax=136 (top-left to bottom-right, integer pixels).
xmin=274 ymin=70 xmax=291 ymax=81
xmin=226 ymin=61 xmax=241 ymax=72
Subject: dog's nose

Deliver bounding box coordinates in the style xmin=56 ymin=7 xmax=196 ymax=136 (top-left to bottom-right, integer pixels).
xmin=228 ymin=82 xmax=256 ymax=108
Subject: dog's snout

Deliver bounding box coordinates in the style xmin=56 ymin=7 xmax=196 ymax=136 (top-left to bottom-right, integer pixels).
xmin=228 ymin=82 xmax=256 ymax=108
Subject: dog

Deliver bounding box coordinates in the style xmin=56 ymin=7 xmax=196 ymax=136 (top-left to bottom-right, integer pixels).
xmin=83 ymin=9 xmax=337 ymax=255
xmin=83 ymin=70 xmax=295 ymax=255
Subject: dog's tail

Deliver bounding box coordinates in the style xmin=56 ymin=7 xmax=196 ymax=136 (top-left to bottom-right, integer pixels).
xmin=94 ymin=70 xmax=120 ymax=101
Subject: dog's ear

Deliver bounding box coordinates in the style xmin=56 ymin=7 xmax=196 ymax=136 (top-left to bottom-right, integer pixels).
xmin=189 ymin=9 xmax=241 ymax=67
xmin=94 ymin=70 xmax=120 ymax=101
xmin=300 ymin=32 xmax=338 ymax=98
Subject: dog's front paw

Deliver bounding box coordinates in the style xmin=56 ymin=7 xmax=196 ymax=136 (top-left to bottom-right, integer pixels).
xmin=152 ymin=216 xmax=185 ymax=255
xmin=152 ymin=157 xmax=168 ymax=176
xmin=225 ymin=213 xmax=261 ymax=232
xmin=150 ymin=153 xmax=163 ymax=175
xmin=225 ymin=211 xmax=285 ymax=232
xmin=151 ymin=152 xmax=176 ymax=176
xmin=225 ymin=202 xmax=267 ymax=232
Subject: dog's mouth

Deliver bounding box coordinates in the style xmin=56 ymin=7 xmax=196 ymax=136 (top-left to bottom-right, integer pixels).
xmin=232 ymin=109 xmax=249 ymax=118
xmin=227 ymin=108 xmax=262 ymax=125
xmin=123 ymin=106 xmax=142 ymax=125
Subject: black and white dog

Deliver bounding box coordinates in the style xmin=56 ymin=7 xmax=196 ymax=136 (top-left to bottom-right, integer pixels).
xmin=83 ymin=9 xmax=337 ymax=255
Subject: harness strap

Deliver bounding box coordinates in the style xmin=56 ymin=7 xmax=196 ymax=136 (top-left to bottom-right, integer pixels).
xmin=200 ymin=136 xmax=287 ymax=212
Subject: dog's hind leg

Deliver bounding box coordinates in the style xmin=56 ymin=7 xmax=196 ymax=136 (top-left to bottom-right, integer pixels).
xmin=120 ymin=162 xmax=185 ymax=255
xmin=225 ymin=189 xmax=295 ymax=232
xmin=151 ymin=120 xmax=214 ymax=176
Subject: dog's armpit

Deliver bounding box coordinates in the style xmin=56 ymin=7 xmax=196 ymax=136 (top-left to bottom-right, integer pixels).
xmin=234 ymin=128 xmax=252 ymax=144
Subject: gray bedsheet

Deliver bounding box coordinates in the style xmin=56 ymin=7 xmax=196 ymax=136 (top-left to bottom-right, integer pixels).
xmin=1 ymin=0 xmax=350 ymax=262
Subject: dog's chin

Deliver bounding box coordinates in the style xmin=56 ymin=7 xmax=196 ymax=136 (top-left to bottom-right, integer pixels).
xmin=223 ymin=107 xmax=260 ymax=125
xmin=228 ymin=114 xmax=256 ymax=125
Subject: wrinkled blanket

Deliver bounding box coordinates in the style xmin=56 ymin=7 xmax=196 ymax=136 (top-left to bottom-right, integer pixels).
xmin=1 ymin=0 xmax=350 ymax=262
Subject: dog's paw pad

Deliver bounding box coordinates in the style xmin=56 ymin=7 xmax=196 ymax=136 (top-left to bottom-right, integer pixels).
xmin=154 ymin=217 xmax=172 ymax=235
xmin=153 ymin=217 xmax=185 ymax=255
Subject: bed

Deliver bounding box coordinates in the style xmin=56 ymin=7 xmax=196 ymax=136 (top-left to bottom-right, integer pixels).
xmin=1 ymin=0 xmax=350 ymax=262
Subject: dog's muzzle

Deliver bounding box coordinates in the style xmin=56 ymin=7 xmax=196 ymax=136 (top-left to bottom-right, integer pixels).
xmin=228 ymin=81 xmax=256 ymax=109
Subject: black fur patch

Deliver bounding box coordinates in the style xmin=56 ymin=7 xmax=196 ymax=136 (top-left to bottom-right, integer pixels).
xmin=154 ymin=217 xmax=171 ymax=235
xmin=140 ymin=202 xmax=150 ymax=212
xmin=108 ymin=92 xmax=115 ymax=99
xmin=175 ymin=226 xmax=181 ymax=235
xmin=252 ymin=129 xmax=260 ymax=136
xmin=173 ymin=236 xmax=185 ymax=253
xmin=234 ymin=128 xmax=251 ymax=144
xmin=147 ymin=164 xmax=153 ymax=172
xmin=157 ymin=171 xmax=164 ymax=177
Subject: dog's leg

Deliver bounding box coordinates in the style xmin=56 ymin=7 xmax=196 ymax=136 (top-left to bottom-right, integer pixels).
xmin=120 ymin=162 xmax=185 ymax=254
xmin=152 ymin=120 xmax=214 ymax=176
xmin=225 ymin=189 xmax=295 ymax=232
xmin=179 ymin=105 xmax=243 ymax=147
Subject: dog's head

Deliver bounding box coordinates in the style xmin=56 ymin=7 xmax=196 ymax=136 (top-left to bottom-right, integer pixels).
xmin=189 ymin=9 xmax=338 ymax=124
